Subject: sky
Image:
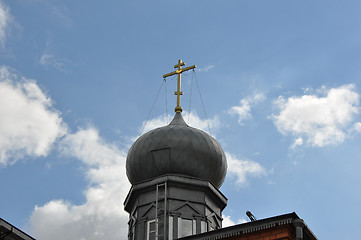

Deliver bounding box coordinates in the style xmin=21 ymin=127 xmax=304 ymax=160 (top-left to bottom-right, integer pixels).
xmin=1 ymin=0 xmax=361 ymax=239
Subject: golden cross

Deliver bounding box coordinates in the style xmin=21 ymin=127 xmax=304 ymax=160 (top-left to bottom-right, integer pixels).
xmin=163 ymin=59 xmax=196 ymax=113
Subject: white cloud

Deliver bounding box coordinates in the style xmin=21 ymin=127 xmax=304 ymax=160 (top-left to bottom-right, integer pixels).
xmin=290 ymin=137 xmax=303 ymax=149
xmin=30 ymin=127 xmax=130 ymax=240
xmin=0 ymin=66 xmax=67 ymax=165
xmin=40 ymin=53 xmax=62 ymax=69
xmin=39 ymin=39 xmax=71 ymax=72
xmin=353 ymin=122 xmax=361 ymax=133
xmin=141 ymin=113 xmax=169 ymax=133
xmin=39 ymin=53 xmax=70 ymax=72
xmin=51 ymin=5 xmax=72 ymax=27
xmin=228 ymin=92 xmax=265 ymax=125
xmin=0 ymin=1 xmax=11 ymax=47
xmin=141 ymin=111 xmax=220 ymax=135
xmin=0 ymin=66 xmax=130 ymax=239
xmin=237 ymin=218 xmax=248 ymax=224
xmin=226 ymin=153 xmax=266 ymax=186
xmin=222 ymin=215 xmax=236 ymax=227
xmin=197 ymin=64 xmax=215 ymax=72
xmin=229 ymin=99 xmax=251 ymax=123
xmin=185 ymin=111 xmax=220 ymax=133
xmin=222 ymin=215 xmax=247 ymax=228
xmin=272 ymin=84 xmax=360 ymax=147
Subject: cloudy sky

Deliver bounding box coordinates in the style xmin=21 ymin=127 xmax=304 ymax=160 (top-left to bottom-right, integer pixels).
xmin=1 ymin=1 xmax=361 ymax=239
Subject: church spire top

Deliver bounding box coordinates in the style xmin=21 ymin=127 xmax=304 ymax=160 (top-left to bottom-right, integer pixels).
xmin=163 ymin=59 xmax=196 ymax=113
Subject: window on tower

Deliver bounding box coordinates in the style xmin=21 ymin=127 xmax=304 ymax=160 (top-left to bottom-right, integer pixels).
xmin=178 ymin=218 xmax=196 ymax=238
xmin=169 ymin=216 xmax=173 ymax=240
xmin=201 ymin=220 xmax=207 ymax=233
xmin=147 ymin=220 xmax=156 ymax=240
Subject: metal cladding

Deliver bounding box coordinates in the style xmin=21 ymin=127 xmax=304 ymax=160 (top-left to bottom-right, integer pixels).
xmin=126 ymin=112 xmax=227 ymax=188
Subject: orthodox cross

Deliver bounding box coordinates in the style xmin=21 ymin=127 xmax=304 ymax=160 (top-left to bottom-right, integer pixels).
xmin=163 ymin=59 xmax=196 ymax=113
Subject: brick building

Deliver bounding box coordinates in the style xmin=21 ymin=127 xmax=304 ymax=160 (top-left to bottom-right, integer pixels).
xmin=179 ymin=212 xmax=317 ymax=240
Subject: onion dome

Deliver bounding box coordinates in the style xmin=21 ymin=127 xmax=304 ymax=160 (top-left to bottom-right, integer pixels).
xmin=126 ymin=112 xmax=227 ymax=188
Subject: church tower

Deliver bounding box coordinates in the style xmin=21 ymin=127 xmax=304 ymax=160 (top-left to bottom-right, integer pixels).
xmin=124 ymin=60 xmax=228 ymax=240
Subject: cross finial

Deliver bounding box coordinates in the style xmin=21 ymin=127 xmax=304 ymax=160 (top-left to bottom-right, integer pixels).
xmin=163 ymin=59 xmax=196 ymax=113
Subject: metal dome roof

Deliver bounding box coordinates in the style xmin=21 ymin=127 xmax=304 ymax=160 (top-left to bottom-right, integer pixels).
xmin=126 ymin=112 xmax=227 ymax=188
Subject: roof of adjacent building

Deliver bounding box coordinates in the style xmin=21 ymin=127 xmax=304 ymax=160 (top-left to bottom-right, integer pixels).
xmin=0 ymin=218 xmax=36 ymax=240
xmin=178 ymin=212 xmax=318 ymax=240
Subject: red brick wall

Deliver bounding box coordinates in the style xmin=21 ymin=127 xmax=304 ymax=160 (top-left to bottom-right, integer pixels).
xmin=222 ymin=224 xmax=295 ymax=240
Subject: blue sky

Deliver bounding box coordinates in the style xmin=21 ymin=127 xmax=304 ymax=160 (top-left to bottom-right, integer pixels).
xmin=1 ymin=0 xmax=361 ymax=239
